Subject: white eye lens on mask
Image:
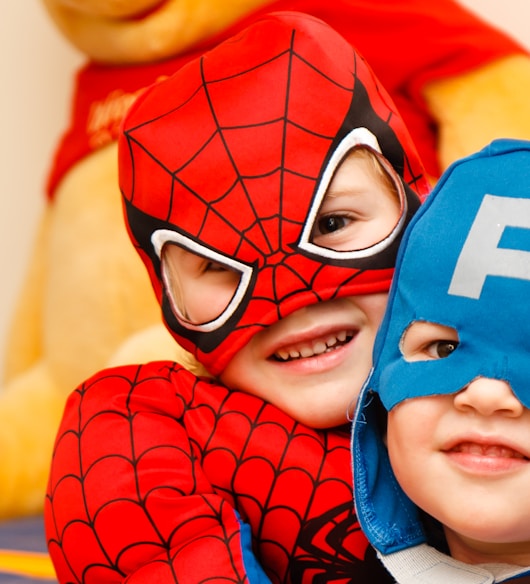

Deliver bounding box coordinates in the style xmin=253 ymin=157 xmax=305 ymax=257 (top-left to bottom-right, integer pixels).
xmin=153 ymin=230 xmax=252 ymax=331
xmin=299 ymin=128 xmax=407 ymax=261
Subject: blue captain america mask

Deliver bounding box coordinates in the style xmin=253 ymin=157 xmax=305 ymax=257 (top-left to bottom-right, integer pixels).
xmin=372 ymin=138 xmax=530 ymax=411
xmin=353 ymin=139 xmax=530 ymax=555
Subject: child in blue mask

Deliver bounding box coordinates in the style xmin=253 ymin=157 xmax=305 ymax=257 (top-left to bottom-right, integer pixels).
xmin=353 ymin=138 xmax=530 ymax=582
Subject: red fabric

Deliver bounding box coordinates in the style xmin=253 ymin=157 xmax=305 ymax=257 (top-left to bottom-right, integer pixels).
xmin=45 ymin=362 xmax=393 ymax=583
xmin=45 ymin=0 xmax=526 ymax=198
xmin=118 ymin=12 xmax=429 ymax=374
xmin=45 ymin=18 xmax=421 ymax=581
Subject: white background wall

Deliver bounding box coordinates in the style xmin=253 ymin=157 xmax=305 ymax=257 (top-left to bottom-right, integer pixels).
xmin=1 ymin=2 xmax=83 ymax=379
xmin=1 ymin=0 xmax=530 ymax=378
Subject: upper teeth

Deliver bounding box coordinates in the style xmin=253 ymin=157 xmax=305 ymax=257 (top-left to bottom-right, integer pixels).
xmin=273 ymin=330 xmax=354 ymax=361
xmin=455 ymin=442 xmax=525 ymax=459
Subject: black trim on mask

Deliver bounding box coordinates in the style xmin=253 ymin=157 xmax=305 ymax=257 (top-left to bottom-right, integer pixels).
xmin=123 ymin=197 xmax=258 ymax=353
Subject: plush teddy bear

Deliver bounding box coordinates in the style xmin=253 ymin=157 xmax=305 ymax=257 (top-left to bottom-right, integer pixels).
xmin=2 ymin=0 xmax=530 ymax=520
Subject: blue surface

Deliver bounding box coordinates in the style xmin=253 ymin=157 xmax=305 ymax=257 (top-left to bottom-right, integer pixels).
xmin=0 ymin=516 xmax=55 ymax=582
xmin=0 ymin=517 xmax=47 ymax=554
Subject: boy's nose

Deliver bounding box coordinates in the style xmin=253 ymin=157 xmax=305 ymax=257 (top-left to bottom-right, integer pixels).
xmin=453 ymin=377 xmax=524 ymax=418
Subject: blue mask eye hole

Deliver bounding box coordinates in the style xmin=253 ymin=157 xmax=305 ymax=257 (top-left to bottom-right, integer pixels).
xmin=400 ymin=321 xmax=459 ymax=362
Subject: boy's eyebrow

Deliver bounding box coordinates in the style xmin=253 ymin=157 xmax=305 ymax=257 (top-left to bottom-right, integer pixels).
xmin=321 ymin=188 xmax=367 ymax=201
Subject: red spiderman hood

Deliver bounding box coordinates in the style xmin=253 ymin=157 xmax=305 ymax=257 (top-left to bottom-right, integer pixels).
xmin=117 ymin=11 xmax=429 ymax=375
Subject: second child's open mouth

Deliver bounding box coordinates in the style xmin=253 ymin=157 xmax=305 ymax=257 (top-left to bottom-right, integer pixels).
xmin=271 ymin=330 xmax=357 ymax=362
xmin=448 ymin=442 xmax=527 ymax=460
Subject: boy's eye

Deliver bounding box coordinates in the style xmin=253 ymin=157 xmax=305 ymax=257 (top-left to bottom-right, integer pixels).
xmin=425 ymin=340 xmax=459 ymax=359
xmin=160 ymin=242 xmax=243 ymax=326
xmin=401 ymin=321 xmax=459 ymax=362
xmin=315 ymin=214 xmax=351 ymax=235
xmin=203 ymin=260 xmax=229 ymax=273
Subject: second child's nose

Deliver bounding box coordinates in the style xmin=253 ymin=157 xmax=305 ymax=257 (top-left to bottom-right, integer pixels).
xmin=453 ymin=377 xmax=524 ymax=418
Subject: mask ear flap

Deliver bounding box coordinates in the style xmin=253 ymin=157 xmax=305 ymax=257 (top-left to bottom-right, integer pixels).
xmin=353 ymin=385 xmax=425 ymax=554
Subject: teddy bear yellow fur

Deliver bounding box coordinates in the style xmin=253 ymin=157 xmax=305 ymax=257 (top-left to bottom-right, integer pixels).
xmin=2 ymin=0 xmax=530 ymax=519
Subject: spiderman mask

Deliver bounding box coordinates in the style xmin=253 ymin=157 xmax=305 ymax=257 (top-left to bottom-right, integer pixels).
xmin=118 ymin=11 xmax=429 ymax=375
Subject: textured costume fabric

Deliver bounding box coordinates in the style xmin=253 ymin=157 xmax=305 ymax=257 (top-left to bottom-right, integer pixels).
xmin=45 ymin=12 xmax=428 ymax=584
xmin=46 ymin=362 xmax=392 ymax=583
xmin=45 ymin=0 xmax=526 ymax=197
xmin=353 ymin=139 xmax=530 ymax=581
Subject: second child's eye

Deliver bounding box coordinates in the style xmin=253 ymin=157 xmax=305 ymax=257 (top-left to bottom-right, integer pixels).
xmin=401 ymin=321 xmax=460 ymax=362
xmin=425 ymin=340 xmax=459 ymax=359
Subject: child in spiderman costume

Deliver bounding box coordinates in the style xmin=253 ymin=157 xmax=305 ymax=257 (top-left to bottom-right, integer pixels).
xmin=45 ymin=12 xmax=430 ymax=584
xmin=353 ymin=138 xmax=530 ymax=581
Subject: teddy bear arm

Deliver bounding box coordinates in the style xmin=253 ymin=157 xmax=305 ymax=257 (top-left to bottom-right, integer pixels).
xmin=106 ymin=323 xmax=210 ymax=378
xmin=0 ymin=361 xmax=65 ymax=518
xmin=423 ymin=55 xmax=530 ymax=171
xmin=3 ymin=208 xmax=52 ymax=384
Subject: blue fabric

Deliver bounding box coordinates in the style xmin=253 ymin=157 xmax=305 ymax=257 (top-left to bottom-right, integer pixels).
xmin=237 ymin=513 xmax=272 ymax=583
xmin=353 ymin=139 xmax=530 ymax=555
xmin=0 ymin=516 xmax=56 ymax=582
xmin=375 ymin=138 xmax=530 ymax=411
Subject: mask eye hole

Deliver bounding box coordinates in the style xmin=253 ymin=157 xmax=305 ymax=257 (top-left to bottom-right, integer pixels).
xmin=400 ymin=321 xmax=460 ymax=362
xmin=309 ymin=147 xmax=402 ymax=252
xmin=153 ymin=230 xmax=253 ymax=332
xmin=299 ymin=128 xmax=407 ymax=261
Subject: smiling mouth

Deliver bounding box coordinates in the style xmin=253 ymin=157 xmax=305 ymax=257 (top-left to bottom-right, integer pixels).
xmin=449 ymin=442 xmax=527 ymax=460
xmin=272 ymin=330 xmax=356 ymax=362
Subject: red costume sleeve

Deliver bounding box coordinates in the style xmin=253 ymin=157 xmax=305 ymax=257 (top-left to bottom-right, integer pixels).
xmin=45 ymin=363 xmax=268 ymax=583
xmin=45 ymin=362 xmax=392 ymax=583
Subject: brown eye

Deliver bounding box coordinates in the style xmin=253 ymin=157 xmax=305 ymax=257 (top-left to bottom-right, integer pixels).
xmin=401 ymin=321 xmax=459 ymax=362
xmin=316 ymin=214 xmax=349 ymax=235
xmin=429 ymin=340 xmax=459 ymax=359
